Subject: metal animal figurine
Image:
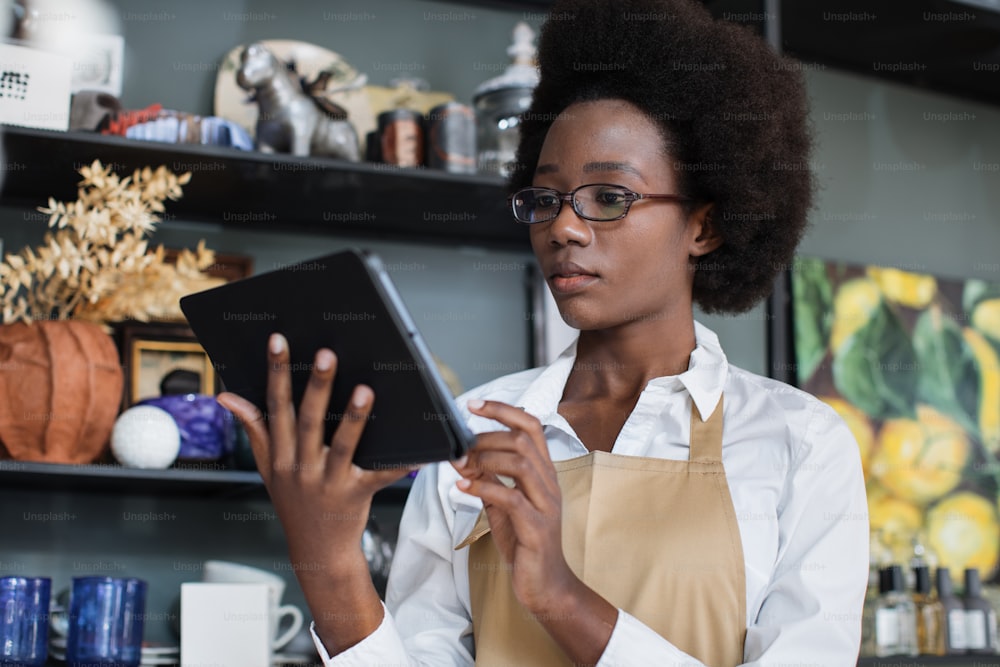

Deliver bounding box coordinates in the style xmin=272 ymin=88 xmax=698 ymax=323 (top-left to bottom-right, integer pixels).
xmin=236 ymin=43 xmax=361 ymax=161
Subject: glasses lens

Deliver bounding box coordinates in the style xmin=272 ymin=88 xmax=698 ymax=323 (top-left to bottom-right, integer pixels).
xmin=575 ymin=185 xmax=632 ymax=221
xmin=512 ymin=188 xmax=561 ymax=223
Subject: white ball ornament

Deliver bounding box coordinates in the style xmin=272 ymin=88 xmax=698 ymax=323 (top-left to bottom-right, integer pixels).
xmin=111 ymin=405 xmax=181 ymax=469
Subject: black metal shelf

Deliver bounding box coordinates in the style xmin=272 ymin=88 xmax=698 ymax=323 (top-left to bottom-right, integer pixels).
xmin=0 ymin=459 xmax=413 ymax=501
xmin=859 ymin=655 xmax=1000 ymax=666
xmin=0 ymin=125 xmax=530 ymax=250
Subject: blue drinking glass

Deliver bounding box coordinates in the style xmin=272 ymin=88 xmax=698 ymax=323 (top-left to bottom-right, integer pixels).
xmin=0 ymin=575 xmax=51 ymax=667
xmin=66 ymin=577 xmax=146 ymax=667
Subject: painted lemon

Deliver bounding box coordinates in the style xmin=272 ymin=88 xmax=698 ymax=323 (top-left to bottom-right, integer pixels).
xmin=868 ymin=491 xmax=923 ymax=565
xmin=821 ymin=396 xmax=875 ymax=479
xmin=972 ymin=298 xmax=1000 ymax=345
xmin=927 ymin=492 xmax=999 ymax=583
xmin=830 ymin=278 xmax=882 ymax=353
xmin=866 ymin=266 xmax=937 ymax=309
xmin=869 ymin=405 xmax=970 ymax=506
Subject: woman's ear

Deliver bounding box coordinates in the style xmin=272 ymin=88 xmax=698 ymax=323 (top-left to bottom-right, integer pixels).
xmin=689 ymin=203 xmax=723 ymax=257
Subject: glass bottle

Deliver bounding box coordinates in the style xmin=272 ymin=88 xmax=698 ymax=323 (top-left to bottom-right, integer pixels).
xmin=913 ymin=565 xmax=945 ymax=655
xmin=874 ymin=565 xmax=918 ymax=657
xmin=962 ymin=568 xmax=998 ymax=654
xmin=937 ymin=567 xmax=968 ymax=654
xmin=473 ymin=21 xmax=539 ymax=177
xmin=861 ymin=531 xmax=890 ymax=657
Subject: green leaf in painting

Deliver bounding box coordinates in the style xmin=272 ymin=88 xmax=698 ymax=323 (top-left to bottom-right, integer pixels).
xmin=963 ymin=279 xmax=1000 ymax=315
xmin=791 ymin=257 xmax=833 ymax=384
xmin=832 ymin=300 xmax=917 ymax=420
xmin=913 ymin=306 xmax=981 ymax=437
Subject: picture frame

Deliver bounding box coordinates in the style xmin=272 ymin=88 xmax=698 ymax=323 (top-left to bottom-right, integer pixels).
xmin=114 ymin=321 xmax=219 ymax=409
xmin=781 ymin=256 xmax=1000 ymax=583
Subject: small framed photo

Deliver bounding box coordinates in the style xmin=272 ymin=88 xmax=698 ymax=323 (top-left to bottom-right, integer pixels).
xmin=114 ymin=322 xmax=218 ymax=409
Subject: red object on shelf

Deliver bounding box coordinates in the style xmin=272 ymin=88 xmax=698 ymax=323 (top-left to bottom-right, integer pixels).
xmin=101 ymin=104 xmax=164 ymax=137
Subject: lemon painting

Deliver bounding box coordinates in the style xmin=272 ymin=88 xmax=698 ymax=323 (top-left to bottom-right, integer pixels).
xmin=791 ymin=258 xmax=1000 ymax=585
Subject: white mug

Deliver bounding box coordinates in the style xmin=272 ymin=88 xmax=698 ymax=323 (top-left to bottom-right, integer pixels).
xmin=201 ymin=560 xmax=304 ymax=651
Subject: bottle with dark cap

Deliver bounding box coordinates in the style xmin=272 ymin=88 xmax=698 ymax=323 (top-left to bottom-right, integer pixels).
xmin=913 ymin=565 xmax=945 ymax=655
xmin=937 ymin=567 xmax=968 ymax=654
xmin=874 ymin=565 xmax=918 ymax=657
xmin=962 ymin=568 xmax=998 ymax=654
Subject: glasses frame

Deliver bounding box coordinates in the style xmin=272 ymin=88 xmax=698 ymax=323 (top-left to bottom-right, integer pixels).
xmin=508 ymin=183 xmax=695 ymax=225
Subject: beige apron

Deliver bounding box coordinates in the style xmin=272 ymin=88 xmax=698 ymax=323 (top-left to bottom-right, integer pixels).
xmin=456 ymin=397 xmax=746 ymax=666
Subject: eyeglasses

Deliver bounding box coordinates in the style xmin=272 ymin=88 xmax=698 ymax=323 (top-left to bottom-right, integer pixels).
xmin=509 ymin=183 xmax=694 ymax=224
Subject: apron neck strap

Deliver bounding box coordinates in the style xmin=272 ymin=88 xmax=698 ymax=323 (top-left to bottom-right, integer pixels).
xmin=689 ymin=395 xmax=724 ymax=463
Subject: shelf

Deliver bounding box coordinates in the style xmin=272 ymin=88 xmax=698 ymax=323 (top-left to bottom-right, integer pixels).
xmin=0 ymin=459 xmax=414 ymax=501
xmin=859 ymin=656 xmax=1000 ymax=666
xmin=0 ymin=125 xmax=531 ymax=250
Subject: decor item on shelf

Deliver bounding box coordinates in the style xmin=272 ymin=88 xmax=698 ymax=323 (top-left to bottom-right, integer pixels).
xmin=0 ymin=161 xmax=222 ymax=464
xmin=137 ymin=394 xmax=234 ymax=463
xmin=215 ymin=39 xmax=371 ymax=149
xmin=69 ymin=89 xmax=122 ymax=131
xmin=473 ymin=21 xmax=539 ymax=177
xmin=0 ymin=319 xmax=121 ymax=463
xmin=235 ymin=42 xmax=360 ymax=160
xmin=425 ymin=101 xmax=476 ymax=174
xmin=374 ymin=107 xmax=424 ymax=167
xmin=110 ymin=404 xmax=180 ymax=469
xmin=115 ymin=321 xmax=217 ymax=408
xmin=94 ymin=101 xmax=254 ymax=150
xmin=0 ymin=41 xmax=72 ymax=131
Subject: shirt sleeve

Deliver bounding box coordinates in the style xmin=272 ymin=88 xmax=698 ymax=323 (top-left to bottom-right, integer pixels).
xmin=311 ymin=460 xmax=475 ymax=666
xmin=597 ymin=401 xmax=870 ymax=666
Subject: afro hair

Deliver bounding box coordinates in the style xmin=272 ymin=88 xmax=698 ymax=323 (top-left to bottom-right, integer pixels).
xmin=510 ymin=0 xmax=815 ymax=314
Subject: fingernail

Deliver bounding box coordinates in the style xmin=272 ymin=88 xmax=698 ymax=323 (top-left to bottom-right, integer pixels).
xmin=455 ymin=455 xmax=468 ymax=468
xmin=269 ymin=333 xmax=286 ymax=355
xmin=456 ymin=478 xmax=471 ymax=490
xmin=467 ymin=399 xmax=485 ymax=410
xmin=316 ymin=349 xmax=333 ymax=371
xmin=351 ymin=388 xmax=368 ymax=408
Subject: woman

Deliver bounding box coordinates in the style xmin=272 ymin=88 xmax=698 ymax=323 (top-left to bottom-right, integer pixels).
xmin=218 ymin=0 xmax=869 ymax=664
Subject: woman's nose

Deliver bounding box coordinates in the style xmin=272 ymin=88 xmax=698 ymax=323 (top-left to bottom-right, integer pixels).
xmin=542 ymin=200 xmax=593 ymax=247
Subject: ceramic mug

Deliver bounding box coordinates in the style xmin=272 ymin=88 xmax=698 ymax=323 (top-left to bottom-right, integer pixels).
xmin=201 ymin=560 xmax=303 ymax=650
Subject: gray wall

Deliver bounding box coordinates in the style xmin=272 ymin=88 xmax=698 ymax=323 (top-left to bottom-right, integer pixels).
xmin=697 ymin=64 xmax=1000 ymax=376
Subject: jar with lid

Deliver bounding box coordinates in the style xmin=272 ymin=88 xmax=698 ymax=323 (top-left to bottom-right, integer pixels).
xmin=473 ymin=21 xmax=539 ymax=178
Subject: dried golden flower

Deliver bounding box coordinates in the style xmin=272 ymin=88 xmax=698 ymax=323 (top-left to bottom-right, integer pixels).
xmin=0 ymin=161 xmax=223 ymax=327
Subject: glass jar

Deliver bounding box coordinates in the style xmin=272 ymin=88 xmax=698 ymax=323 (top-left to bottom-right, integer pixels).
xmin=473 ymin=21 xmax=539 ymax=177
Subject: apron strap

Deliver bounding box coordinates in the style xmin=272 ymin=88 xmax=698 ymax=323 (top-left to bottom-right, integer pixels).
xmin=689 ymin=395 xmax=724 ymax=464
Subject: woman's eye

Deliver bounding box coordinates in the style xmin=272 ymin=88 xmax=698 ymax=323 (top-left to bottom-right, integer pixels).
xmin=595 ymin=190 xmax=627 ymax=205
xmin=535 ymin=194 xmax=560 ymax=208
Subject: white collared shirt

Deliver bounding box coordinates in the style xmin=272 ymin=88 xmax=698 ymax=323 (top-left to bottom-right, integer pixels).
xmin=312 ymin=321 xmax=870 ymax=665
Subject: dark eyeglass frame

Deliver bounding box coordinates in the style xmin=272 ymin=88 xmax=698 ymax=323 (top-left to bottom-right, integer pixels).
xmin=508 ymin=183 xmax=695 ymax=224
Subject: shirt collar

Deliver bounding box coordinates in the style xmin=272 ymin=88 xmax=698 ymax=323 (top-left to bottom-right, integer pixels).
xmin=516 ymin=320 xmax=728 ymax=423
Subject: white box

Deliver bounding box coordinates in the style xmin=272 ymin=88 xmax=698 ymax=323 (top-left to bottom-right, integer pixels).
xmin=0 ymin=42 xmax=71 ymax=130
xmin=180 ymin=582 xmax=271 ymax=667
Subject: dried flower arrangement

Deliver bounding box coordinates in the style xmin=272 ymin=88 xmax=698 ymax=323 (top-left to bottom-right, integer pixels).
xmin=0 ymin=160 xmax=224 ymax=327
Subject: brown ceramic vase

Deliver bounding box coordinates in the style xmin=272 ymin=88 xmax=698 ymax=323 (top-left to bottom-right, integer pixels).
xmin=0 ymin=320 xmax=123 ymax=463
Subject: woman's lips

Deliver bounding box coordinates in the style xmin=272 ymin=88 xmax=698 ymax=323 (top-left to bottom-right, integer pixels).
xmin=550 ymin=265 xmax=599 ymax=293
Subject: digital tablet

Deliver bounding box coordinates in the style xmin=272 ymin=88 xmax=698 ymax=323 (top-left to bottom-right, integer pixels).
xmin=179 ymin=249 xmax=475 ymax=469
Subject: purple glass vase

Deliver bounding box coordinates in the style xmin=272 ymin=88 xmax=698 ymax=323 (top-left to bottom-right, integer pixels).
xmin=137 ymin=394 xmax=235 ymax=462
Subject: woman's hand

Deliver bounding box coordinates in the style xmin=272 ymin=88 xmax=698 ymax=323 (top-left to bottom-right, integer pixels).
xmin=216 ymin=333 xmax=415 ymax=651
xmin=454 ymin=399 xmax=579 ymax=614
xmin=455 ymin=400 xmax=619 ymax=663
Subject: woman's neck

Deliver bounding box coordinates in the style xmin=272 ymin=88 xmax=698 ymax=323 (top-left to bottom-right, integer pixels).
xmin=565 ymin=315 xmax=697 ymax=402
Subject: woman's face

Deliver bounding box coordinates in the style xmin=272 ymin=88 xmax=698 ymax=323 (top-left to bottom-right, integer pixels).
xmin=528 ymin=98 xmax=713 ymax=332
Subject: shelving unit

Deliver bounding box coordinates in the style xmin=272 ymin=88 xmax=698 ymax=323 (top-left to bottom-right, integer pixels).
xmin=0 ymin=125 xmax=530 ymax=250
xmin=0 ymin=460 xmax=413 ymax=501
xmin=859 ymin=657 xmax=1000 ymax=666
